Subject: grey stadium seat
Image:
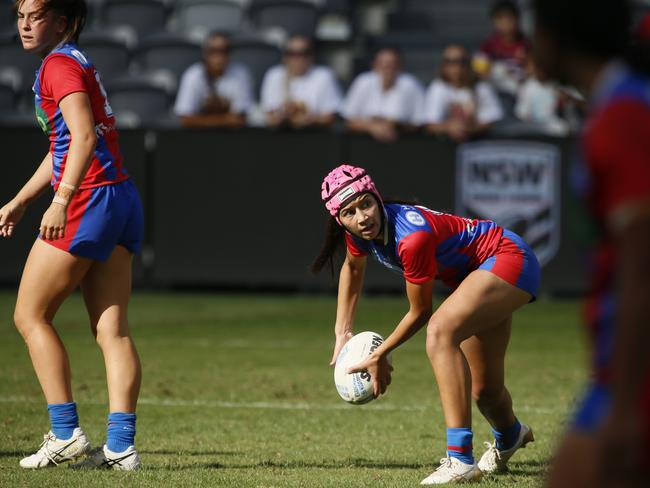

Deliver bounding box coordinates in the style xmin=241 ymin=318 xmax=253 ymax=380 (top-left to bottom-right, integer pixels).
xmin=0 ymin=80 xmax=16 ymax=111
xmin=249 ymin=0 xmax=319 ymax=37
xmin=133 ymin=34 xmax=202 ymax=87
xmin=230 ymin=38 xmax=281 ymax=94
xmin=0 ymin=37 xmax=41 ymax=91
xmin=106 ymin=75 xmax=171 ymax=127
xmin=79 ymin=32 xmax=132 ymax=83
xmin=174 ymin=0 xmax=245 ymax=41
xmin=101 ymin=0 xmax=168 ymax=39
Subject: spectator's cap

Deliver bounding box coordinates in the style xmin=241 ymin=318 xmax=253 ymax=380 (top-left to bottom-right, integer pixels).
xmin=321 ymin=164 xmax=383 ymax=224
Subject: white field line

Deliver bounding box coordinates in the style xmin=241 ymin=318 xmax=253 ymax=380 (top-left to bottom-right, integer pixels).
xmin=0 ymin=395 xmax=564 ymax=415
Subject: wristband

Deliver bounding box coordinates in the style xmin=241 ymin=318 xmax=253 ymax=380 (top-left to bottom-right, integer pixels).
xmin=52 ymin=195 xmax=69 ymax=206
xmin=59 ymin=181 xmax=76 ymax=191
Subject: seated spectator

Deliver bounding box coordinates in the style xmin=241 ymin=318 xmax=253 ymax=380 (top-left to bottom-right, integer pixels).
xmin=340 ymin=47 xmax=424 ymax=142
xmin=475 ymin=0 xmax=530 ymax=94
xmin=260 ymin=35 xmax=341 ymax=129
xmin=424 ymin=44 xmax=503 ymax=142
xmin=515 ymin=56 xmax=570 ymax=135
xmin=174 ymin=32 xmax=253 ymax=128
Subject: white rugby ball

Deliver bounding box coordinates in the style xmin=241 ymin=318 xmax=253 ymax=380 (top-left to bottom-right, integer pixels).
xmin=334 ymin=331 xmax=385 ymax=404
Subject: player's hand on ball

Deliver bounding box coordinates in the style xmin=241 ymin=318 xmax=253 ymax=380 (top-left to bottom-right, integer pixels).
xmin=330 ymin=331 xmax=354 ymax=366
xmin=347 ymin=353 xmax=393 ymax=397
xmin=40 ymin=203 xmax=67 ymax=241
xmin=0 ymin=200 xmax=27 ymax=238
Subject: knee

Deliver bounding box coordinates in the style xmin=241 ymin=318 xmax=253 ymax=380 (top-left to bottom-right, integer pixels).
xmin=425 ymin=316 xmax=460 ymax=358
xmin=94 ymin=323 xmax=130 ymax=348
xmin=13 ymin=306 xmax=37 ymax=341
xmin=472 ymin=383 xmax=504 ymax=406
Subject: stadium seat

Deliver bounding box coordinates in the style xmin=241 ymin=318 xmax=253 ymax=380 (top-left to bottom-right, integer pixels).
xmin=0 ymin=80 xmax=16 ymax=111
xmin=79 ymin=31 xmax=132 ymax=83
xmin=133 ymin=34 xmax=202 ymax=90
xmin=0 ymin=37 xmax=41 ymax=91
xmin=101 ymin=0 xmax=168 ymax=41
xmin=249 ymin=0 xmax=319 ymax=37
xmin=230 ymin=37 xmax=281 ymax=94
xmin=106 ymin=75 xmax=172 ymax=128
xmin=174 ymin=0 xmax=245 ymax=41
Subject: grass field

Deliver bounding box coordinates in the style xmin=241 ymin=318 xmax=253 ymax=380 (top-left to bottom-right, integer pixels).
xmin=0 ymin=291 xmax=587 ymax=487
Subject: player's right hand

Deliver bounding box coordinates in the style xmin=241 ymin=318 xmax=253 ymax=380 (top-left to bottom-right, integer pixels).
xmin=0 ymin=200 xmax=27 ymax=238
xmin=329 ymin=331 xmax=354 ymax=366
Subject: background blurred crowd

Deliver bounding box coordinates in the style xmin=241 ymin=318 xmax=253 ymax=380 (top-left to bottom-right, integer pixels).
xmin=1 ymin=0 xmax=648 ymax=141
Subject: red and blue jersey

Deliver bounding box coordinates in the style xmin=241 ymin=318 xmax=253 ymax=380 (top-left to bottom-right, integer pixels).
xmin=33 ymin=42 xmax=128 ymax=190
xmin=345 ymin=203 xmax=504 ymax=288
xmin=577 ymin=62 xmax=650 ymax=385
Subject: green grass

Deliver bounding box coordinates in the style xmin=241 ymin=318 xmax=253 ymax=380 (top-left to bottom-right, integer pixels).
xmin=0 ymin=291 xmax=587 ymax=487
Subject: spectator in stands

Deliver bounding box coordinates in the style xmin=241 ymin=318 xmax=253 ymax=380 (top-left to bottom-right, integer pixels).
xmin=174 ymin=32 xmax=253 ymax=128
xmin=514 ymin=56 xmax=570 ymax=135
xmin=423 ymin=44 xmax=503 ymax=143
xmin=340 ymin=47 xmax=424 ymax=143
xmin=475 ymin=0 xmax=530 ymax=94
xmin=260 ymin=35 xmax=341 ymax=129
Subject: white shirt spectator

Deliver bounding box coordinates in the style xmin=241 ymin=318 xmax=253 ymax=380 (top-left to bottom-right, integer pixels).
xmin=423 ymin=79 xmax=503 ymax=124
xmin=515 ymin=77 xmax=569 ymax=135
xmin=341 ymin=71 xmax=424 ymax=125
xmin=260 ymin=65 xmax=342 ymax=115
xmin=174 ymin=62 xmax=254 ymax=116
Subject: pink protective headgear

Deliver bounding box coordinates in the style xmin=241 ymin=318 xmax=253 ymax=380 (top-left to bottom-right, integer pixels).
xmin=321 ymin=164 xmax=384 ymax=224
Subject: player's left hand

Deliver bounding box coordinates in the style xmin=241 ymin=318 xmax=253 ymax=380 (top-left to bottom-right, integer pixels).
xmin=347 ymin=353 xmax=393 ymax=397
xmin=40 ymin=203 xmax=67 ymax=241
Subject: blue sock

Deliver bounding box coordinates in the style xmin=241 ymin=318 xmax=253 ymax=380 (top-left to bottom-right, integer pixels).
xmin=493 ymin=418 xmax=522 ymax=450
xmin=447 ymin=427 xmax=474 ymax=464
xmin=47 ymin=402 xmax=79 ymax=440
xmin=106 ymin=412 xmax=136 ymax=453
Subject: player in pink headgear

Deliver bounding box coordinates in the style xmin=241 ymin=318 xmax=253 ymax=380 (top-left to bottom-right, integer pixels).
xmin=321 ymin=164 xmax=384 ymax=225
xmin=313 ymin=164 xmax=541 ymax=484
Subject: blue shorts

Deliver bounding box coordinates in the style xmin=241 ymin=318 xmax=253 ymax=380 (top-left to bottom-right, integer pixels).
xmin=44 ymin=179 xmax=143 ymax=261
xmin=571 ymin=383 xmax=612 ymax=433
xmin=478 ymin=229 xmax=541 ymax=300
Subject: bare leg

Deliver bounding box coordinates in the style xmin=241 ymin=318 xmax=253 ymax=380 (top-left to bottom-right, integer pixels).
xmin=81 ymin=245 xmax=140 ymax=413
xmin=425 ymin=270 xmax=531 ymax=429
xmin=13 ymin=240 xmax=92 ymax=404
xmin=461 ymin=317 xmax=517 ymax=431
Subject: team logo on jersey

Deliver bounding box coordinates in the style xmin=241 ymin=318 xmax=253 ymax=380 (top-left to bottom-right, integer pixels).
xmin=456 ymin=141 xmax=560 ymax=266
xmin=35 ymin=104 xmax=51 ymax=135
xmin=405 ymin=210 xmax=426 ymax=226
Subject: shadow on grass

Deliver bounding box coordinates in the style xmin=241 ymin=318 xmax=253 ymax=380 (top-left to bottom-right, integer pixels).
xmin=145 ymin=458 xmax=427 ymax=471
xmin=0 ymin=450 xmax=22 ymax=458
xmin=141 ymin=449 xmax=237 ymax=456
xmin=486 ymin=459 xmax=549 ymax=478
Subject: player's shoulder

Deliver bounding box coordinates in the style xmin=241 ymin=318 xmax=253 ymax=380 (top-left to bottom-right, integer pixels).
xmin=386 ymin=204 xmax=432 ymax=239
xmin=44 ymin=43 xmax=92 ymax=69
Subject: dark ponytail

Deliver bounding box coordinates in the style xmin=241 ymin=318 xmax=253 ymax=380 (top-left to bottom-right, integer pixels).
xmin=311 ymin=217 xmax=346 ymax=275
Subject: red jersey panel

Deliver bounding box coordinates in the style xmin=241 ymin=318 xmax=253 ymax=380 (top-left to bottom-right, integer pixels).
xmin=33 ymin=42 xmax=128 ymax=190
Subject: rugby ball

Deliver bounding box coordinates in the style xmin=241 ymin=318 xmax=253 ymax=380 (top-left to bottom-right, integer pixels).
xmin=334 ymin=331 xmax=385 ymax=404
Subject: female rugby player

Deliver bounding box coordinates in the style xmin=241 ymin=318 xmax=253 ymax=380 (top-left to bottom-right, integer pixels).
xmin=314 ymin=164 xmax=540 ymax=484
xmin=0 ymin=0 xmax=142 ymax=470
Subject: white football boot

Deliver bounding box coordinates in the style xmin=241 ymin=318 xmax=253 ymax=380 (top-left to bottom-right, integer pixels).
xmin=70 ymin=444 xmax=140 ymax=470
xmin=478 ymin=423 xmax=534 ymax=473
xmin=420 ymin=456 xmax=483 ymax=484
xmin=19 ymin=428 xmax=91 ymax=468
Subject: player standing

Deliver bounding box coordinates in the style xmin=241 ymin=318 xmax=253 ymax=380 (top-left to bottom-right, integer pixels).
xmin=0 ymin=0 xmax=143 ymax=470
xmin=313 ymin=164 xmax=540 ymax=484
xmin=532 ymin=1 xmax=650 ymax=486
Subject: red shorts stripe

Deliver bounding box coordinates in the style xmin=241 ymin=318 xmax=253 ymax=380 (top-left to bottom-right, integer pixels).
xmin=43 ymin=187 xmax=93 ymax=254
